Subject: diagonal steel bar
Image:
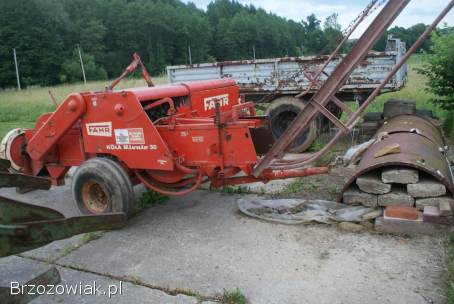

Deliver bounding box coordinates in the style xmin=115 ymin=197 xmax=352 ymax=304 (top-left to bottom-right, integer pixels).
xmin=253 ymin=0 xmax=410 ymax=177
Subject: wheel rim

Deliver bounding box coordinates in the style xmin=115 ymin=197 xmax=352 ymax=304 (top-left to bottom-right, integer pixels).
xmin=81 ymin=180 xmax=108 ymax=213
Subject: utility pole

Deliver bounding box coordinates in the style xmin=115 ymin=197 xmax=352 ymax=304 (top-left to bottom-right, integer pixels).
xmin=252 ymin=45 xmax=256 ymax=61
xmin=188 ymin=44 xmax=192 ymax=65
xmin=77 ymin=44 xmax=87 ymax=84
xmin=13 ymin=48 xmax=21 ymax=90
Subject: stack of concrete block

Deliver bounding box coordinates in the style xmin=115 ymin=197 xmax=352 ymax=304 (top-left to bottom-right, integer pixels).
xmin=343 ymin=166 xmax=454 ymax=226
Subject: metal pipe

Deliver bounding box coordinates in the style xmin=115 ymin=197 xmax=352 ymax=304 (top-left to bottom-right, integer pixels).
xmin=295 ymin=0 xmax=380 ymax=98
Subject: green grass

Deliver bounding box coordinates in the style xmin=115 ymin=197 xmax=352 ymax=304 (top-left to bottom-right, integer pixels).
xmin=0 ymin=76 xmax=167 ymax=137
xmin=360 ymin=54 xmax=447 ymax=119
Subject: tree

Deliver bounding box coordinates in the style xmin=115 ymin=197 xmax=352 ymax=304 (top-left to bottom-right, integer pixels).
xmin=323 ymin=13 xmax=343 ymax=53
xmin=0 ymin=0 xmax=67 ymax=87
xmin=418 ymin=28 xmax=454 ymax=111
xmin=59 ymin=51 xmax=107 ymax=83
xmin=300 ymin=14 xmax=326 ymax=55
xmin=0 ymin=0 xmax=444 ymax=88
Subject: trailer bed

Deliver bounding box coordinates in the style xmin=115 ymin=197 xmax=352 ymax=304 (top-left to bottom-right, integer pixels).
xmin=167 ymin=38 xmax=407 ymax=97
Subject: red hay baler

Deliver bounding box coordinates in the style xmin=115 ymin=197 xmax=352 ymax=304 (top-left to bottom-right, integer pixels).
xmin=0 ymin=54 xmax=327 ymax=216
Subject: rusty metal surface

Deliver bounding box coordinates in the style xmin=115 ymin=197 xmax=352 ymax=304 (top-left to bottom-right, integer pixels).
xmin=340 ymin=131 xmax=454 ymax=201
xmin=377 ymin=114 xmax=445 ymax=147
xmin=166 ymin=38 xmax=407 ymax=95
xmin=250 ymin=125 xmax=275 ymax=155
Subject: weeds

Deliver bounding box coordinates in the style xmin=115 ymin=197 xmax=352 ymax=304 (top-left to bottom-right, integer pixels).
xmin=282 ymin=178 xmax=317 ymax=194
xmin=220 ymin=288 xmax=247 ymax=304
xmin=133 ymin=190 xmax=169 ymax=215
xmin=221 ymin=186 xmax=251 ymax=195
xmin=53 ymin=231 xmax=105 ymax=262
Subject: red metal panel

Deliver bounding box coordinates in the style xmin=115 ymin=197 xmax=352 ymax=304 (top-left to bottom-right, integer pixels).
xmin=57 ymin=128 xmax=86 ymax=166
xmin=181 ymin=79 xmax=236 ymax=91
xmin=27 ymin=94 xmax=86 ymax=161
xmin=127 ymin=84 xmax=189 ymax=102
xmin=156 ymin=119 xmax=258 ymax=174
xmin=80 ymin=91 xmax=174 ymax=171
xmin=187 ymin=84 xmax=240 ymax=117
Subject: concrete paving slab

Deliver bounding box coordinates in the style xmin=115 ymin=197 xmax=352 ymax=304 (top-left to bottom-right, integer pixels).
xmin=0 ymin=256 xmax=52 ymax=287
xmin=0 ymin=186 xmax=79 ymax=217
xmin=0 ymin=256 xmax=198 ymax=304
xmin=19 ymin=234 xmax=86 ymax=262
xmin=56 ymin=190 xmax=445 ymax=304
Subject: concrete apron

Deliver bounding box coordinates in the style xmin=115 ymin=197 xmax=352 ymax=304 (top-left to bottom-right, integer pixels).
xmin=0 ymin=185 xmax=445 ymax=304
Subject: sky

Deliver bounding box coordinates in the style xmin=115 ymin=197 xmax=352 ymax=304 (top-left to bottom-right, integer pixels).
xmin=183 ymin=0 xmax=454 ymax=38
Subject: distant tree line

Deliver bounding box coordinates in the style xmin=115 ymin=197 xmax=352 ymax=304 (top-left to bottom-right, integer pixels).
xmin=0 ymin=0 xmax=447 ymax=88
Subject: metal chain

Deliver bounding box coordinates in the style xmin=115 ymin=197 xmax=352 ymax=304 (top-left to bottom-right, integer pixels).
xmin=341 ymin=0 xmax=387 ymax=42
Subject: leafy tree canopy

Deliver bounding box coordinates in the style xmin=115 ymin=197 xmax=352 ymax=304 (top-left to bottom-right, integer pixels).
xmin=0 ymin=0 xmax=446 ymax=88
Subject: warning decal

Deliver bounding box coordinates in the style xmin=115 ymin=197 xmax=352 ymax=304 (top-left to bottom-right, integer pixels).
xmin=114 ymin=128 xmax=145 ymax=145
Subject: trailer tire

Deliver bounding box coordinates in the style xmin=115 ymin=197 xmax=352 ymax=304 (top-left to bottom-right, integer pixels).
xmin=265 ymin=96 xmax=317 ymax=153
xmin=72 ymin=158 xmax=135 ymax=217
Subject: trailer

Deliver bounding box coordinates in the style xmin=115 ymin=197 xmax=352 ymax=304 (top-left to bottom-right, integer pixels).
xmin=167 ymin=37 xmax=407 ymax=152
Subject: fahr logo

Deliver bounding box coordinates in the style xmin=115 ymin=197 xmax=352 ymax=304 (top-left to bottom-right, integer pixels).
xmin=86 ymin=122 xmax=112 ymax=137
xmin=203 ymin=94 xmax=229 ymax=111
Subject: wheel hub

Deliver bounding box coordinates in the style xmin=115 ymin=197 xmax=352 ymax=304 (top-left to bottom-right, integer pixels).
xmin=0 ymin=128 xmax=26 ymax=171
xmin=81 ymin=180 xmax=108 ymax=213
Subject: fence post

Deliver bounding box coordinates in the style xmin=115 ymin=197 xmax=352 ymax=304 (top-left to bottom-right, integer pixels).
xmin=77 ymin=44 xmax=87 ymax=84
xmin=13 ymin=48 xmax=21 ymax=90
xmin=188 ymin=44 xmax=192 ymax=65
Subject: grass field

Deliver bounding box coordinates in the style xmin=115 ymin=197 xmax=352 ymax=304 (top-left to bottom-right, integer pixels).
xmin=363 ymin=54 xmax=447 ymax=119
xmin=0 ymin=54 xmax=447 ymax=138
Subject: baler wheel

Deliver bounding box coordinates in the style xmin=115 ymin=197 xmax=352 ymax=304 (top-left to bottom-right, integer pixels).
xmin=72 ymin=158 xmax=135 ymax=216
xmin=265 ymin=97 xmax=317 ymax=153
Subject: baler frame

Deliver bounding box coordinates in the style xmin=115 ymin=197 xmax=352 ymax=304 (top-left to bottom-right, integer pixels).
xmin=1 ymin=0 xmax=453 ymax=217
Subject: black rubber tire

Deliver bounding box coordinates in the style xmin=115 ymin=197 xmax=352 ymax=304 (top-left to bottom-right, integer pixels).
xmin=265 ymin=96 xmax=317 ymax=153
xmin=383 ymin=99 xmax=416 ymax=118
xmin=72 ymin=158 xmax=135 ymax=216
xmin=363 ymin=112 xmax=384 ymax=122
xmin=416 ymin=109 xmax=434 ymax=119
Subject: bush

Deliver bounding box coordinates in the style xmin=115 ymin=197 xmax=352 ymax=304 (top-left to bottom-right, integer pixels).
xmin=418 ymin=27 xmax=454 ymax=111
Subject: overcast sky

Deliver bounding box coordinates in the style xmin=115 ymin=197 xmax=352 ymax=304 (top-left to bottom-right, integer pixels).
xmin=183 ymin=0 xmax=454 ymax=38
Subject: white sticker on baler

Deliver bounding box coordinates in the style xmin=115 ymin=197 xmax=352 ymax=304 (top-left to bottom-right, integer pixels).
xmin=114 ymin=128 xmax=145 ymax=145
xmin=86 ymin=122 xmax=112 ymax=137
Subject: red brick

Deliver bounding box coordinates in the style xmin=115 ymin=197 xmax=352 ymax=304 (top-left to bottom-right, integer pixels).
xmin=385 ymin=206 xmax=419 ymax=220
